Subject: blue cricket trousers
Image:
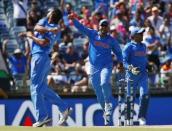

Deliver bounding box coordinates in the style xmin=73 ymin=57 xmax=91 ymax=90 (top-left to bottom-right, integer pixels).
xmin=126 ymin=71 xmax=149 ymax=97
xmin=89 ymin=64 xmax=113 ymax=109
xmin=126 ymin=71 xmax=149 ymax=118
xmin=30 ymin=53 xmax=68 ymax=121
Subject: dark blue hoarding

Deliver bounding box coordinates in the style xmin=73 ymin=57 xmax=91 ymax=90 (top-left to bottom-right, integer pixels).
xmin=0 ymin=97 xmax=172 ymax=126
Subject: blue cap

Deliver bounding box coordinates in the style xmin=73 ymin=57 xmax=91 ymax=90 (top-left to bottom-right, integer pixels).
xmin=129 ymin=26 xmax=145 ymax=36
xmin=99 ymin=19 xmax=109 ymax=26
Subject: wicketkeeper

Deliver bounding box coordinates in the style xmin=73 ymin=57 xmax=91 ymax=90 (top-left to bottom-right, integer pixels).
xmin=122 ymin=26 xmax=149 ymax=125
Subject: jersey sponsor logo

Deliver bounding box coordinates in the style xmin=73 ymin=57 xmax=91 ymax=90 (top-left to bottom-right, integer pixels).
xmin=94 ymin=41 xmax=109 ymax=49
xmin=134 ymin=51 xmax=146 ymax=56
xmin=0 ymin=101 xmax=139 ymax=126
xmin=0 ymin=101 xmax=104 ymax=126
xmin=1 ymin=98 xmax=172 ymax=126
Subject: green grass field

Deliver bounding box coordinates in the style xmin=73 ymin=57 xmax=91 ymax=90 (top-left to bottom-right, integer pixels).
xmin=1 ymin=126 xmax=172 ymax=131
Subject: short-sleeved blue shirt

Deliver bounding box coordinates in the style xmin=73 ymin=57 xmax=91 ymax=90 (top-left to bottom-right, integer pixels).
xmin=31 ymin=17 xmax=61 ymax=55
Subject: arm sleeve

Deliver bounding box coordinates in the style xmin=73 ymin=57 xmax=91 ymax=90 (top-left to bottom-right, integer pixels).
xmin=111 ymin=39 xmax=123 ymax=63
xmin=32 ymin=32 xmax=50 ymax=46
xmin=73 ymin=19 xmax=94 ymax=38
xmin=122 ymin=44 xmax=131 ymax=69
xmin=37 ymin=18 xmax=47 ymax=26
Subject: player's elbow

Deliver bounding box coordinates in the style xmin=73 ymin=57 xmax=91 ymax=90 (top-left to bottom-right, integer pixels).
xmin=34 ymin=25 xmax=39 ymax=31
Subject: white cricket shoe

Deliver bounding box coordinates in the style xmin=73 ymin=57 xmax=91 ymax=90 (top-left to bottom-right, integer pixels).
xmin=139 ymin=117 xmax=146 ymax=126
xmin=103 ymin=113 xmax=111 ymax=126
xmin=103 ymin=103 xmax=112 ymax=126
xmin=57 ymin=107 xmax=73 ymax=126
xmin=32 ymin=117 xmax=52 ymax=127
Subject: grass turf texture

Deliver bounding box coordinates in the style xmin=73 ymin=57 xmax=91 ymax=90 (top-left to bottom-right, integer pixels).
xmin=1 ymin=126 xmax=172 ymax=131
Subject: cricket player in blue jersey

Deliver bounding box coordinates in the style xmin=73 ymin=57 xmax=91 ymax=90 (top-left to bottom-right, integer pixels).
xmin=123 ymin=26 xmax=149 ymax=125
xmin=69 ymin=13 xmax=123 ymax=126
xmin=20 ymin=8 xmax=72 ymax=127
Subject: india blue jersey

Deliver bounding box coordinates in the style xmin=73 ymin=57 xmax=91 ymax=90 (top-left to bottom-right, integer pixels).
xmin=73 ymin=19 xmax=123 ymax=68
xmin=123 ymin=41 xmax=148 ymax=72
xmin=31 ymin=17 xmax=61 ymax=55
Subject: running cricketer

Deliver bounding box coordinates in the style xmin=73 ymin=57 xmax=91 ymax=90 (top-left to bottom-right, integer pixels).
xmin=123 ymin=26 xmax=149 ymax=125
xmin=20 ymin=8 xmax=72 ymax=127
xmin=68 ymin=13 xmax=123 ymax=126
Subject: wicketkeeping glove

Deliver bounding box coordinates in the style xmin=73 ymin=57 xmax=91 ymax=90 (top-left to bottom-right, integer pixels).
xmin=128 ymin=65 xmax=140 ymax=75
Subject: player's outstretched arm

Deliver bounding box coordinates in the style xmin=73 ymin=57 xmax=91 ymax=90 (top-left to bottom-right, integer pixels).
xmin=122 ymin=44 xmax=131 ymax=70
xmin=34 ymin=25 xmax=50 ymax=34
xmin=19 ymin=32 xmax=49 ymax=46
xmin=68 ymin=13 xmax=93 ymax=37
xmin=34 ymin=25 xmax=60 ymax=34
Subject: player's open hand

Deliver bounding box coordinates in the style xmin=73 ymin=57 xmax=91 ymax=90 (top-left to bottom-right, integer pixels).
xmin=68 ymin=12 xmax=77 ymax=20
xmin=26 ymin=31 xmax=34 ymax=38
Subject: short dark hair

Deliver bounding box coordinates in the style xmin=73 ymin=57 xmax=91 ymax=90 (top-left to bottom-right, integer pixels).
xmin=48 ymin=8 xmax=63 ymax=24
